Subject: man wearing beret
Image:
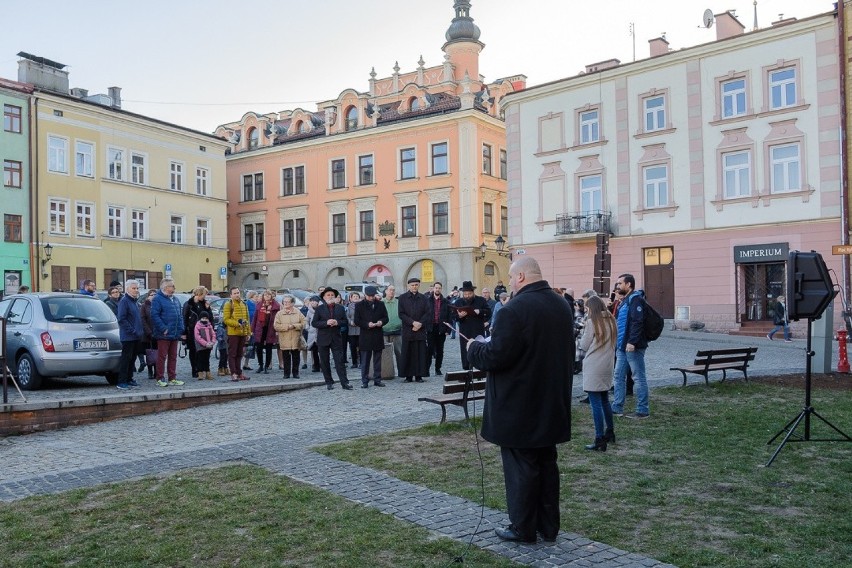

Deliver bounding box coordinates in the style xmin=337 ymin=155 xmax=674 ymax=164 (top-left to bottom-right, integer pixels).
xmin=397 ymin=277 xmax=430 ymax=382
xmin=312 ymin=287 xmax=352 ymax=390
xmin=354 ymin=285 xmax=389 ymax=387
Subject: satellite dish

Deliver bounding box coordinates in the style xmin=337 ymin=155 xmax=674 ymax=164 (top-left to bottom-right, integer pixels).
xmin=703 ymin=8 xmax=714 ymax=28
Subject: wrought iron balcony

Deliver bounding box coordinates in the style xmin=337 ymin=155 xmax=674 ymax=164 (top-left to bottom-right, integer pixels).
xmin=555 ymin=210 xmax=612 ymax=236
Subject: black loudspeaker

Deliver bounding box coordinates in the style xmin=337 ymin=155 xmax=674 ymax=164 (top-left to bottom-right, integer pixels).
xmin=786 ymin=251 xmax=837 ymax=321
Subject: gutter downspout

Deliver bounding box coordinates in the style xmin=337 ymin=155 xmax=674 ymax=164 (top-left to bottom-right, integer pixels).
xmin=29 ymin=96 xmax=41 ymax=291
xmin=839 ymin=2 xmax=851 ymax=308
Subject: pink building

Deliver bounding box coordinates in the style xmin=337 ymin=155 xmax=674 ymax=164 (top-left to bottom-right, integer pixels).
xmin=503 ymin=10 xmax=843 ymax=335
xmin=216 ymin=0 xmax=523 ymax=292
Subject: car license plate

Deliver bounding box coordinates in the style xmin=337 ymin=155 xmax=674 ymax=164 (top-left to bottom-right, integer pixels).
xmin=74 ymin=338 xmax=108 ymax=351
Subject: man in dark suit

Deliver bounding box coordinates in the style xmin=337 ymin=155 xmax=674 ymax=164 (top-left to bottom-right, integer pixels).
xmin=312 ymin=287 xmax=352 ymax=390
xmin=397 ymin=277 xmax=430 ymax=382
xmin=426 ymin=281 xmax=452 ymax=376
xmin=354 ymin=285 xmax=389 ymax=388
xmin=453 ymin=280 xmax=490 ymax=370
xmin=467 ymin=256 xmax=574 ymax=544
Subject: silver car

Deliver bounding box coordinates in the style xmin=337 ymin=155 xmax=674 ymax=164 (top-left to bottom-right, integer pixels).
xmin=0 ymin=293 xmax=122 ymax=390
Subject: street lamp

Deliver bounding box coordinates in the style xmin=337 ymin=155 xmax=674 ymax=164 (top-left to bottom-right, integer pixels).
xmin=494 ymin=235 xmax=511 ymax=258
xmin=474 ymin=242 xmax=487 ymax=262
xmin=41 ymin=243 xmax=53 ymax=266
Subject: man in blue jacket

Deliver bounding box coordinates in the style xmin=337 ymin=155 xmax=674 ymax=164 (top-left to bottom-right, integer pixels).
xmin=116 ymin=279 xmax=144 ymax=390
xmin=611 ymin=273 xmax=650 ymax=419
xmin=151 ymin=278 xmax=185 ymax=387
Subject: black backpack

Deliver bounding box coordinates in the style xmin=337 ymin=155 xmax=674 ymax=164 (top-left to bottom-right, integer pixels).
xmin=641 ymin=299 xmax=665 ymax=341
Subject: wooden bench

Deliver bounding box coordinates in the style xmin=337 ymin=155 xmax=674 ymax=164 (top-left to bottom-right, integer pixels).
xmin=418 ymin=370 xmax=486 ymax=423
xmin=670 ymin=347 xmax=758 ymax=386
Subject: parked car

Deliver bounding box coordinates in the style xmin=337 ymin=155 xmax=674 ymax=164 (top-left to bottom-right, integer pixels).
xmin=0 ymin=293 xmax=122 ymax=390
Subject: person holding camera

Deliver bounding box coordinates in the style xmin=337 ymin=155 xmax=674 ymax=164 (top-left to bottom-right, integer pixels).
xmin=223 ymin=286 xmax=252 ymax=382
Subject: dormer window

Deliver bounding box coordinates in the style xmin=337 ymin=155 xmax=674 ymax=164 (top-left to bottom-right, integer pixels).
xmin=409 ymin=97 xmax=420 ymax=111
xmin=345 ymin=106 xmax=358 ymax=131
xmin=248 ymin=127 xmax=259 ymax=149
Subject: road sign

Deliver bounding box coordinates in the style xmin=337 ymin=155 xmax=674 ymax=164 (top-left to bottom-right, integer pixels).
xmin=832 ymin=245 xmax=852 ymax=255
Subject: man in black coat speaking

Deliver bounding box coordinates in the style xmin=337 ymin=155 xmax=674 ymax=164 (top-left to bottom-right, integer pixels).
xmin=467 ymin=256 xmax=574 ymax=544
xmin=453 ymin=280 xmax=490 ymax=370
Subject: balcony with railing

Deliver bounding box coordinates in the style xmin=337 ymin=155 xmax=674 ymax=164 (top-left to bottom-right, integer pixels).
xmin=555 ymin=210 xmax=613 ymax=238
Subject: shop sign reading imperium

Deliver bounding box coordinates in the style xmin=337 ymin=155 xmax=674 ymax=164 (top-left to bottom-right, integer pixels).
xmin=733 ymin=242 xmax=789 ymax=264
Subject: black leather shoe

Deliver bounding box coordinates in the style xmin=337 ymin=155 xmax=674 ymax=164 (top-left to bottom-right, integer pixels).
xmin=342 ymin=384 xmax=354 ymax=390
xmin=404 ymin=377 xmax=413 ymax=382
xmin=494 ymin=525 xmax=536 ymax=544
xmin=327 ymin=384 xmax=335 ymax=390
xmin=361 ymin=383 xmax=369 ymax=389
xmin=415 ymin=377 xmax=424 ymax=382
xmin=435 ymin=368 xmax=442 ymax=375
xmin=374 ymin=381 xmax=386 ymax=387
xmin=579 ymin=395 xmax=589 ymax=404
xmin=537 ymin=531 xmax=557 ymax=543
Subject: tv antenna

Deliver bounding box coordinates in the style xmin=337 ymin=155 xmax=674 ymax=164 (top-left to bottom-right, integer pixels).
xmin=702 ymin=8 xmax=714 ymax=28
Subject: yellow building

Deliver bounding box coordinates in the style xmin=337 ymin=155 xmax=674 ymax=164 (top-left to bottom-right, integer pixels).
xmin=18 ymin=53 xmax=229 ymax=293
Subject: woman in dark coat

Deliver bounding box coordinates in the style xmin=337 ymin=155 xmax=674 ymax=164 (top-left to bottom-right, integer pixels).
xmin=140 ymin=289 xmax=158 ymax=379
xmin=183 ymin=286 xmax=212 ymax=379
xmin=251 ymin=289 xmax=281 ymax=373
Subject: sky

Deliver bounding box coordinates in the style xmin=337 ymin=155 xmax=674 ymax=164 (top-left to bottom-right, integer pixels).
xmin=0 ymin=0 xmax=831 ymax=134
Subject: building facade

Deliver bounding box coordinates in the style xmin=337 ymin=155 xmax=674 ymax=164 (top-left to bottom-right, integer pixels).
xmin=1 ymin=79 xmax=33 ymax=295
xmin=16 ymin=53 xmax=229 ymax=293
xmin=503 ymin=10 xmax=842 ymax=333
xmin=217 ymin=0 xmax=522 ymax=292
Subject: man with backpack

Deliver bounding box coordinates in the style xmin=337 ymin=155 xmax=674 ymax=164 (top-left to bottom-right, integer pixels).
xmin=611 ymin=273 xmax=653 ymax=419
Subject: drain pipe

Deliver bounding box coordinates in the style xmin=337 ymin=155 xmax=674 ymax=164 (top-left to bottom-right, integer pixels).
xmin=839 ymin=1 xmax=851 ymax=307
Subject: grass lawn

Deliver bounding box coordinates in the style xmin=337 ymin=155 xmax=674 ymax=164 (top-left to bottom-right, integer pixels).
xmin=319 ymin=380 xmax=852 ymax=568
xmin=0 ymin=464 xmax=514 ymax=567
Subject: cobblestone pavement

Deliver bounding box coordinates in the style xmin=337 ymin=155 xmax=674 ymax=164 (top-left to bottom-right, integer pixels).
xmin=0 ymin=328 xmax=825 ymax=566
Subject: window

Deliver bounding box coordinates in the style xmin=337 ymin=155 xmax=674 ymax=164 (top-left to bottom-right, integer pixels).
xmin=400 ymin=148 xmax=416 ymax=180
xmin=433 ymin=202 xmax=448 ymax=235
xmin=3 ymin=104 xmax=22 ymax=133
xmin=332 ymin=213 xmax=346 ymax=243
xmin=643 ymin=165 xmax=669 ymax=208
xmin=108 ymin=206 xmax=124 ymax=237
xmin=431 ymin=142 xmax=448 ymax=175
xmin=282 ymin=166 xmax=305 ymax=196
xmin=580 ymin=174 xmax=602 ymax=213
xmin=196 ymin=219 xmax=209 ymax=246
xmin=49 ymin=199 xmax=68 ymax=234
xmin=131 ymin=152 xmax=146 ymax=185
xmin=345 ymin=106 xmax=358 ymax=131
xmin=409 ymin=96 xmax=420 ymax=111
xmin=244 ymin=223 xmax=264 ymax=251
xmin=196 ymin=167 xmax=209 ymax=196
xmin=500 ymin=149 xmax=507 ymax=180
xmin=770 ymin=143 xmax=801 ymax=193
xmin=76 ymin=202 xmax=95 ymax=237
xmin=48 ymin=136 xmax=68 ymax=173
xmin=4 ymin=214 xmax=22 ymax=242
xmin=501 ymin=206 xmax=508 ymax=236
xmin=170 ymin=161 xmax=184 ymax=191
xmin=483 ymin=203 xmax=493 ymax=234
xmin=644 ymin=96 xmax=666 ymax=132
xmin=4 ymin=160 xmax=22 ymax=188
xmin=723 ymin=151 xmax=751 ymax=198
xmin=170 ymin=215 xmax=184 ymax=244
xmin=579 ymin=110 xmax=600 ymax=144
xmin=359 ymin=210 xmax=374 ymax=240
xmin=769 ymin=68 xmax=796 ymax=110
xmin=359 ymin=155 xmax=374 ymax=185
xmin=482 ymin=144 xmax=492 ymax=175
xmin=331 ymin=159 xmax=346 ymax=189
xmin=401 ymin=205 xmax=416 ymax=237
xmin=284 ymin=218 xmax=306 ymax=247
xmin=131 ymin=209 xmax=146 ymax=240
xmin=243 ymin=173 xmax=264 ymax=201
xmin=107 ymin=147 xmax=123 ymax=180
xmin=75 ymin=141 xmax=94 ymax=177
xmin=248 ymin=127 xmax=259 ymax=149
xmin=722 ymin=79 xmax=746 ymax=118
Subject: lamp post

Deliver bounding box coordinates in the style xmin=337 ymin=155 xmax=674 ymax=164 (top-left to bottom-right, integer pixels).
xmin=474 ymin=242 xmax=487 ymax=262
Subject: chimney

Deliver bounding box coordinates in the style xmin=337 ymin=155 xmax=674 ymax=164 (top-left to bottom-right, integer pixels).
xmin=648 ymin=36 xmax=669 ymax=58
xmin=715 ymin=11 xmax=745 ymax=40
xmin=16 ymin=51 xmax=69 ymax=93
xmin=108 ymin=86 xmax=122 ymax=109
xmin=70 ymin=87 xmax=89 ymax=98
xmin=771 ymin=15 xmax=797 ymax=27
xmin=585 ymin=59 xmax=621 ymax=73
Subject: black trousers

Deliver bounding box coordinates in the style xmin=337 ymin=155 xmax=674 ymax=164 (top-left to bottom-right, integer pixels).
xmin=318 ymin=342 xmax=349 ymax=387
xmin=360 ymin=349 xmax=382 ymax=384
xmin=118 ymin=340 xmax=139 ymax=384
xmin=427 ymin=330 xmax=446 ymax=373
xmin=281 ymin=349 xmax=299 ymax=377
xmin=500 ymin=446 xmax=560 ymax=541
xmin=459 ymin=337 xmax=471 ymax=370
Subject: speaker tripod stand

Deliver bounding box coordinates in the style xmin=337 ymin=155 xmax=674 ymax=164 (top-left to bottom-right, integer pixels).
xmin=765 ymin=318 xmax=851 ymax=466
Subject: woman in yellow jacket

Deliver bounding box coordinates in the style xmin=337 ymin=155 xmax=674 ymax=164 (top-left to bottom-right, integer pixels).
xmin=274 ymin=294 xmax=306 ymax=379
xmin=223 ymin=286 xmax=251 ymax=381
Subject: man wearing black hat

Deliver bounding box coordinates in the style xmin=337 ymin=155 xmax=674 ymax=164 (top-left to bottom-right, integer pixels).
xmin=398 ymin=277 xmax=430 ymax=382
xmin=312 ymin=287 xmax=352 ymax=390
xmin=452 ymin=280 xmax=490 ymax=370
xmin=354 ymin=285 xmax=389 ymax=387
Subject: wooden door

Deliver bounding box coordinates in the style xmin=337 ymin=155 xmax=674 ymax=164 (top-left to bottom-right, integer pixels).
xmin=643 ymin=247 xmax=675 ymax=319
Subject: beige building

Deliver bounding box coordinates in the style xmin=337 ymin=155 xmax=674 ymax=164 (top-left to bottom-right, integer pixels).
xmin=17 ymin=53 xmax=229 ymax=292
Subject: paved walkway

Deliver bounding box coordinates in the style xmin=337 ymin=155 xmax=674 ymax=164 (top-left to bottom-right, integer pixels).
xmin=0 ymin=329 xmax=825 ymax=566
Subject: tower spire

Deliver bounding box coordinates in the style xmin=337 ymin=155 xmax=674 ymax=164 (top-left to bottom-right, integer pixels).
xmin=445 ymin=0 xmax=481 ymax=44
